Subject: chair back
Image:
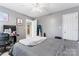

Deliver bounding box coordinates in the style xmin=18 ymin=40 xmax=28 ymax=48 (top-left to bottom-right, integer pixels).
xmin=0 ymin=33 xmax=9 ymax=46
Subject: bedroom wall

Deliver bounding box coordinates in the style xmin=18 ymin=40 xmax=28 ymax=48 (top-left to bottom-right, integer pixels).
xmin=0 ymin=6 xmax=33 ymax=41
xmin=37 ymin=6 xmax=79 ymax=39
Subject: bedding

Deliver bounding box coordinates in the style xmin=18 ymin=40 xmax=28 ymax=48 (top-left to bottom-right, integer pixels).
xmin=19 ymin=36 xmax=47 ymax=46
xmin=9 ymin=38 xmax=79 ymax=56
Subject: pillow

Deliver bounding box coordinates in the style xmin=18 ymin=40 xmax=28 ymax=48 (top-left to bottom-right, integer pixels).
xmin=19 ymin=36 xmax=47 ymax=46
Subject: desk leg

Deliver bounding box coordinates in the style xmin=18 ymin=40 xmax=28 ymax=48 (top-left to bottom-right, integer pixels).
xmin=13 ymin=36 xmax=16 ymax=44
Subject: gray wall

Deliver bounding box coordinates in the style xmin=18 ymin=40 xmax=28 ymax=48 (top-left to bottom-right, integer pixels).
xmin=0 ymin=6 xmax=32 ymax=41
xmin=37 ymin=6 xmax=79 ymax=39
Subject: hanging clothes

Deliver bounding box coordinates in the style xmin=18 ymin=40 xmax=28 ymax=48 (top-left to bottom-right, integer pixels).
xmin=37 ymin=25 xmax=42 ymax=36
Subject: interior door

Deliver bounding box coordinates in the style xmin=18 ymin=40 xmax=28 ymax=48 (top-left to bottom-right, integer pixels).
xmin=26 ymin=19 xmax=37 ymax=38
xmin=62 ymin=12 xmax=78 ymax=41
xmin=32 ymin=20 xmax=37 ymax=37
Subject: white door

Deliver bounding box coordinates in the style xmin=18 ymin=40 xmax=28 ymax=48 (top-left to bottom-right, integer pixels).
xmin=62 ymin=12 xmax=78 ymax=41
xmin=32 ymin=20 xmax=37 ymax=37
xmin=26 ymin=19 xmax=37 ymax=38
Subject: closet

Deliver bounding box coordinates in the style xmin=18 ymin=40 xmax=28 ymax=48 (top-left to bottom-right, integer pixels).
xmin=62 ymin=12 xmax=78 ymax=41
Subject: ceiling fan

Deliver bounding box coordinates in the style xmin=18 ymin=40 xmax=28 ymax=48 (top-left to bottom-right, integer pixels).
xmin=30 ymin=3 xmax=48 ymax=13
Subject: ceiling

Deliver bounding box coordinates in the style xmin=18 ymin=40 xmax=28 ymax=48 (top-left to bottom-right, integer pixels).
xmin=0 ymin=3 xmax=79 ymax=18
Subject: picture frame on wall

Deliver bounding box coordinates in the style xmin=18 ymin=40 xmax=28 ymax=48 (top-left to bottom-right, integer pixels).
xmin=0 ymin=11 xmax=9 ymax=21
xmin=16 ymin=18 xmax=23 ymax=25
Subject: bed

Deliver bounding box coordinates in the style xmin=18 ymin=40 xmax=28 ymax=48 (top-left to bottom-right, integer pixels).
xmin=9 ymin=38 xmax=79 ymax=56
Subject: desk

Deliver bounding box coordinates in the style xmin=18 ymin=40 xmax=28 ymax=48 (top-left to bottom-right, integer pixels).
xmin=10 ymin=36 xmax=16 ymax=44
xmin=9 ymin=34 xmax=19 ymax=44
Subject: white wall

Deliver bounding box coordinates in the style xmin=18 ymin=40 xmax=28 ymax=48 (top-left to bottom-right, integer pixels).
xmin=37 ymin=14 xmax=62 ymax=38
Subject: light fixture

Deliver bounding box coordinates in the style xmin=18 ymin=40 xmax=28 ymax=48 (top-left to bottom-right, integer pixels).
xmin=31 ymin=3 xmax=47 ymax=12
